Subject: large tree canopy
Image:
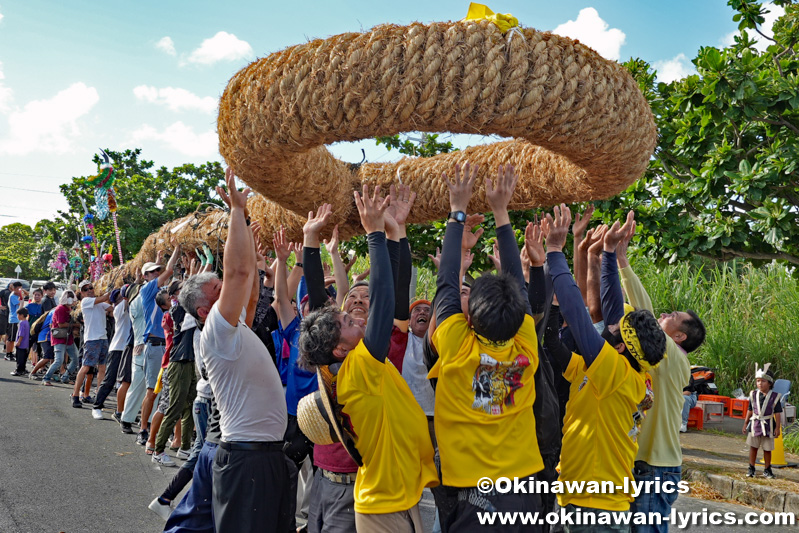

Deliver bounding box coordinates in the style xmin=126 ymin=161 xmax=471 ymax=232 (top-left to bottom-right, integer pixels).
xmin=603 ymin=0 xmax=799 ymax=266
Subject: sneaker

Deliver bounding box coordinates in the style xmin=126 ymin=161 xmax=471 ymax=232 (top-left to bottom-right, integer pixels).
xmin=763 ymin=467 xmax=775 ymax=479
xmin=28 ymin=372 xmax=38 ymax=380
xmin=152 ymin=452 xmax=176 ymax=467
xmin=136 ymin=429 xmax=149 ymax=445
xmin=3 ymin=354 xmax=14 ymax=361
xmin=680 ymin=422 xmax=688 ymax=433
xmin=148 ymin=497 xmax=172 ymax=521
xmin=60 ymin=376 xmax=74 ymax=385
xmin=176 ymin=448 xmax=191 ymax=460
xmin=747 ymin=465 xmax=755 ymax=477
xmin=112 ymin=412 xmax=122 ymax=424
xmin=91 ymin=408 xmax=104 ymax=420
xmin=10 ymin=370 xmax=24 ymax=376
xmin=81 ymin=396 xmax=93 ymax=404
xmin=71 ymin=396 xmax=82 ymax=408
xmin=120 ymin=421 xmax=134 ymax=434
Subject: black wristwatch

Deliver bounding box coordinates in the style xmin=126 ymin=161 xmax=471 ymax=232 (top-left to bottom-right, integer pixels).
xmin=448 ymin=211 xmax=467 ymax=224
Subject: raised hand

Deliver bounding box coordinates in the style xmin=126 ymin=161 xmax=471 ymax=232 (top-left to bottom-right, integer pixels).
xmin=487 ymin=241 xmax=501 ymax=272
xmin=462 ymin=213 xmax=485 ymax=251
xmin=604 ymin=210 xmax=635 ymax=253
xmin=588 ymin=225 xmax=608 ymax=257
xmin=428 ymin=247 xmax=442 ymax=270
xmin=544 ymin=204 xmax=572 ymax=252
xmin=485 ymin=164 xmax=518 ymax=215
xmin=303 ymin=203 xmax=333 ymax=248
xmin=572 ymin=205 xmax=595 ymax=240
xmin=273 ymin=226 xmax=291 ymax=263
xmin=386 ymin=183 xmax=416 ymax=226
xmin=353 ymin=268 xmax=370 ymax=283
xmin=354 ymin=184 xmax=390 ymax=234
xmin=524 ymin=219 xmax=546 ymax=267
xmin=323 ymin=225 xmax=341 ymax=257
xmin=216 ymin=167 xmax=251 ymax=211
xmin=443 ymin=162 xmax=478 ymax=213
xmin=615 ymin=212 xmax=637 ymax=267
xmin=462 ymin=249 xmax=474 ymax=273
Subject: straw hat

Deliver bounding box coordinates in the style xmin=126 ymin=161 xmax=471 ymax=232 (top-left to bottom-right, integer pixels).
xmin=297 ymin=364 xmax=363 ymax=466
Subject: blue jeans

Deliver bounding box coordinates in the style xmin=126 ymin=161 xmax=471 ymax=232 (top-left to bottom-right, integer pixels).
xmin=181 ymin=396 xmax=211 ymax=472
xmin=164 ymin=440 xmax=217 ymax=533
xmin=682 ymin=393 xmax=697 ymax=424
xmin=43 ymin=343 xmax=78 ymax=383
xmin=630 ymin=462 xmax=681 ymax=533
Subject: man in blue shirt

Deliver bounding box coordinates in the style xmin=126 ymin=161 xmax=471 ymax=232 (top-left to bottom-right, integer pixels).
xmin=4 ymin=282 xmax=27 ymax=360
xmin=134 ymin=240 xmax=181 ymax=446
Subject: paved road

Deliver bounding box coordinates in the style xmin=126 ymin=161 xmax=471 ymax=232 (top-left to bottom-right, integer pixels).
xmin=0 ymin=357 xmax=794 ymax=532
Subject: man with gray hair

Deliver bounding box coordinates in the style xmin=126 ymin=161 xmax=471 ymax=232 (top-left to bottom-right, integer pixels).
xmin=180 ymin=168 xmax=290 ymax=533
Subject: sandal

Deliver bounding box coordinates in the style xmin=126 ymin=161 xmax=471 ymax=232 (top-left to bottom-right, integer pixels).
xmin=145 ymin=445 xmax=156 ymax=456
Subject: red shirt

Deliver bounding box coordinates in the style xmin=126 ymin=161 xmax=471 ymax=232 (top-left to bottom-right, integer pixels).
xmin=161 ymin=311 xmax=174 ymax=369
xmin=51 ymin=305 xmax=74 ymax=346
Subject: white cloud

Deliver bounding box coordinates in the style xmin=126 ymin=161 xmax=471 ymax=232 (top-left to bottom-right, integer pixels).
xmin=155 ymin=36 xmax=176 ymax=56
xmin=0 ymin=62 xmax=12 ymax=113
xmin=653 ymin=53 xmax=697 ymax=84
xmin=552 ymin=8 xmax=626 ymax=61
xmin=721 ymin=2 xmax=785 ymax=51
xmin=0 ymin=82 xmax=99 ymax=155
xmin=130 ymin=121 xmax=218 ymax=158
xmin=186 ymin=31 xmax=253 ymax=65
xmin=133 ymin=85 xmax=216 ymax=114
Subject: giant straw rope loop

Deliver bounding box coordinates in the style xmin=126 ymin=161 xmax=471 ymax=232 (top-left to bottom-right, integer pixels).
xmin=218 ymin=20 xmax=657 ymax=236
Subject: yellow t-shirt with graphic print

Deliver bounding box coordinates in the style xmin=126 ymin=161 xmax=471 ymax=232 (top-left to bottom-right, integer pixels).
xmin=338 ymin=339 xmax=438 ymax=514
xmin=557 ymin=343 xmax=646 ymax=512
xmin=430 ymin=313 xmax=543 ymax=487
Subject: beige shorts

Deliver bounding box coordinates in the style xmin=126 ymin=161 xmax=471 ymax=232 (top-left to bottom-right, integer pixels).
xmin=746 ymin=434 xmax=775 ymax=451
xmin=355 ymin=503 xmax=423 ymax=533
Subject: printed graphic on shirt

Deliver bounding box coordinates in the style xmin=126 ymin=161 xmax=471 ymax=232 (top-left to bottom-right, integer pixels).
xmin=472 ymin=353 xmax=530 ymax=415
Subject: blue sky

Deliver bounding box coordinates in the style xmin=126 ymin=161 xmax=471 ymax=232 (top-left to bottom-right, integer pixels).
xmin=0 ymin=0 xmax=783 ymax=228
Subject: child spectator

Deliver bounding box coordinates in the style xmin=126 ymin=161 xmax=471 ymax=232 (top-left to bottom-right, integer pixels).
xmin=743 ymin=363 xmax=782 ymax=479
xmin=10 ymin=308 xmax=30 ymax=376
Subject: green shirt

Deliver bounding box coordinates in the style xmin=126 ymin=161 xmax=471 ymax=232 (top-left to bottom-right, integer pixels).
xmin=620 ymin=266 xmax=691 ymax=467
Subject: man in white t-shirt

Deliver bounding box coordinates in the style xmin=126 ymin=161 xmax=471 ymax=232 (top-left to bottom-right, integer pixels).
xmin=178 ymin=168 xmax=290 ymax=533
xmin=71 ymin=280 xmax=113 ymax=409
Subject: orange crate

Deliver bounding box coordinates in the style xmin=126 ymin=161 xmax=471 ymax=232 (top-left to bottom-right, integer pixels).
xmin=728 ymin=398 xmax=749 ymax=419
xmin=687 ymin=407 xmax=704 ymax=430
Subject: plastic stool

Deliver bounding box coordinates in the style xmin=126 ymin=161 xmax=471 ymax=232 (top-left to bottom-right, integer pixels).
xmin=699 ymin=394 xmax=730 ymax=411
xmin=687 ymin=407 xmax=704 ymax=430
xmin=728 ymin=398 xmax=749 ymax=419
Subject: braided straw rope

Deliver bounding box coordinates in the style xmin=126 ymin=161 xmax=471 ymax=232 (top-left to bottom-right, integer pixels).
xmin=96 ymin=194 xmax=306 ymax=291
xmin=218 ymin=20 xmax=657 ymax=237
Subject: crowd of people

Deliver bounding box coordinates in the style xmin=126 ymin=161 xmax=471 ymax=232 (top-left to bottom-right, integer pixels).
xmin=0 ymin=164 xmax=713 ymax=533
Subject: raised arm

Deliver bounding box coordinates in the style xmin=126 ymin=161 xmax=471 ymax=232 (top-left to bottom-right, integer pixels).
xmin=324 ymin=226 xmax=350 ymax=308
xmin=355 ymin=185 xmax=393 ymax=362
xmin=525 ymin=220 xmax=547 ymax=321
xmin=273 ymin=226 xmax=296 ymax=327
xmin=586 ymin=225 xmax=607 ymax=324
xmin=216 ymin=168 xmax=255 ymax=326
xmin=487 ymin=164 xmax=528 ymax=313
xmin=601 ymin=212 xmax=635 ymax=325
xmin=386 ymin=184 xmax=416 ymax=329
xmin=544 ymin=204 xmax=605 ymax=366
xmin=572 ymin=205 xmax=594 ymax=305
xmin=158 ymin=236 xmax=181 ymax=288
xmin=615 ymin=213 xmax=654 ymax=313
xmin=302 ymin=204 xmax=332 ymax=312
xmin=436 ymin=163 xmax=478 ymax=325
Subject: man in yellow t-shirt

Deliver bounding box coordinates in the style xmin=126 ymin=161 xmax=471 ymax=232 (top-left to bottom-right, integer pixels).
xmin=613 ymin=213 xmax=705 ymax=532
xmin=543 ymin=205 xmax=666 ymax=530
xmin=299 ymin=187 xmax=438 ymax=532
xmin=430 ymin=163 xmax=544 ymax=532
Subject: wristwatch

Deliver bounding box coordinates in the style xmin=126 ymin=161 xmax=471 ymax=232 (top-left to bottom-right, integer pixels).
xmin=448 ymin=211 xmax=467 ymax=224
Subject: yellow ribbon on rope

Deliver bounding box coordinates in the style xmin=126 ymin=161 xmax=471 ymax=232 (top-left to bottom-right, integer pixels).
xmin=464 ymin=2 xmax=519 ymax=33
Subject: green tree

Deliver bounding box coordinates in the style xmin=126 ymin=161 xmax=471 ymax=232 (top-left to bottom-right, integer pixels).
xmin=604 ymin=0 xmax=799 ymax=266
xmin=55 ymin=149 xmax=225 ymax=263
xmin=0 ymin=223 xmax=49 ymax=279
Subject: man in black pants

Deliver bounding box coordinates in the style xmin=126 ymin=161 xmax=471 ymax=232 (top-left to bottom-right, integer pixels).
xmin=181 ymin=168 xmax=291 ymax=533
